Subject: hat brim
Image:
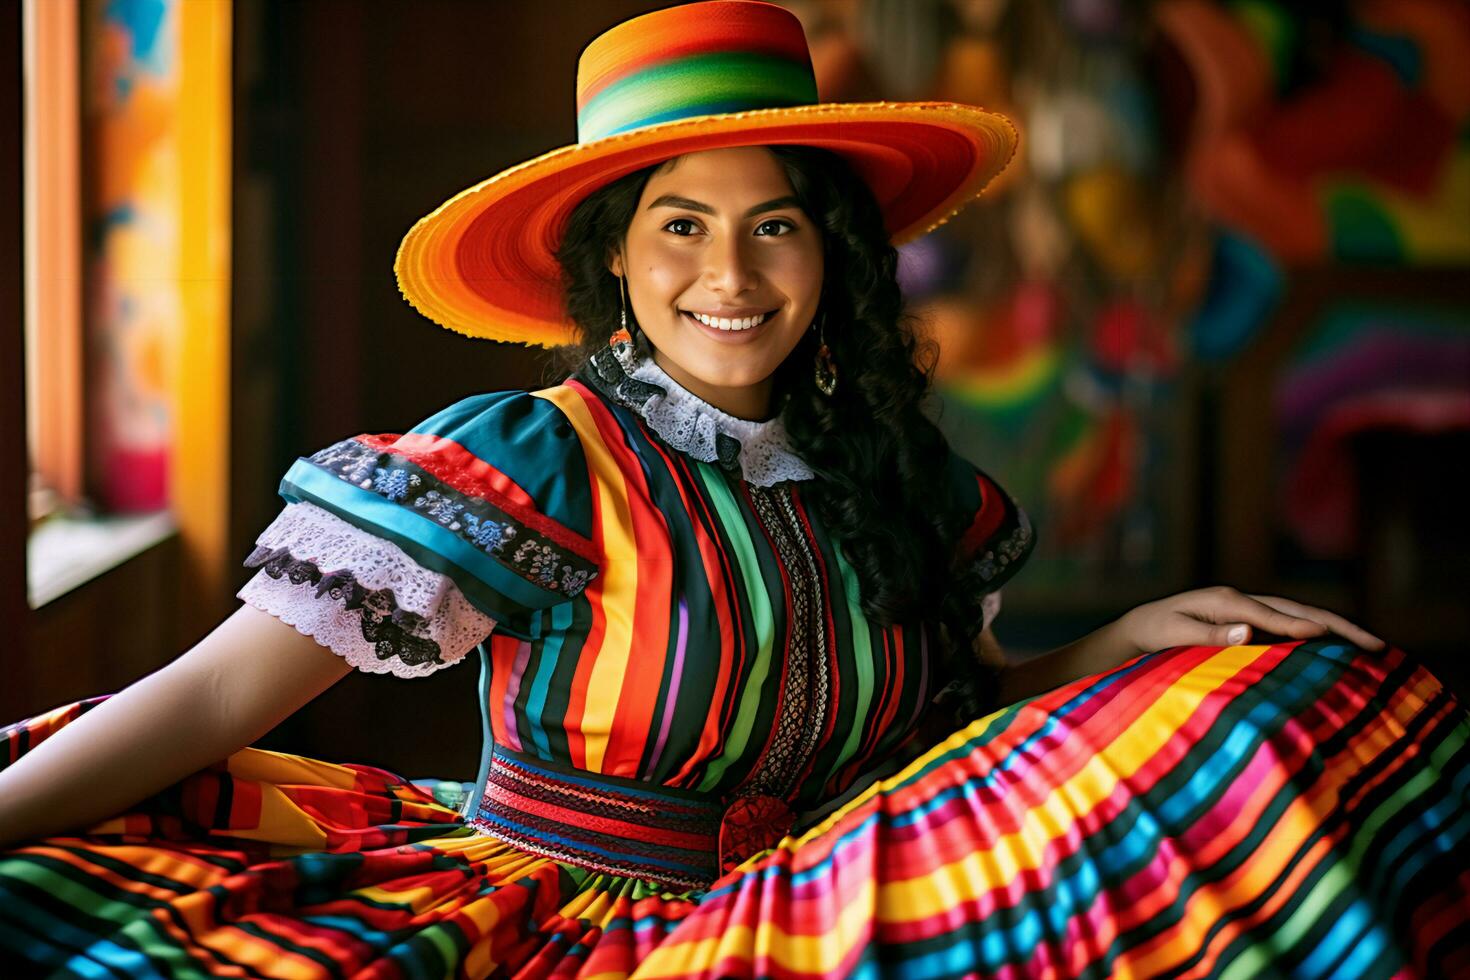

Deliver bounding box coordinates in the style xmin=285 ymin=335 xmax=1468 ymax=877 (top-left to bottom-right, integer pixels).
xmin=394 ymin=101 xmax=1019 ymax=347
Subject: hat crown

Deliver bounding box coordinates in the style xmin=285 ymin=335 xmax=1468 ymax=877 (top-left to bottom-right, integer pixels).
xmin=575 ymin=1 xmax=819 ymax=144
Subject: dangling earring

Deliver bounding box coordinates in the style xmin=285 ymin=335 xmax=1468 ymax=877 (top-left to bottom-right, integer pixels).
xmin=609 ymin=274 xmax=633 ymax=349
xmin=813 ymin=310 xmax=837 ymax=396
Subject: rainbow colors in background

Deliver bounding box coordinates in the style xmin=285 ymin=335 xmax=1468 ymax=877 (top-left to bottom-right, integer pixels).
xmin=845 ymin=0 xmax=1470 ymax=592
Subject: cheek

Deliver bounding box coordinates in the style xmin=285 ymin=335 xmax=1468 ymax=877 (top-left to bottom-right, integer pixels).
xmin=641 ymin=238 xmax=699 ymax=277
xmin=766 ymin=239 xmax=824 ymax=299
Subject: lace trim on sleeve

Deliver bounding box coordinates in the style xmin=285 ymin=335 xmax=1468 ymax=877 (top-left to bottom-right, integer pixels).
xmin=236 ymin=502 xmax=495 ymax=678
xmin=248 ymin=501 xmax=467 ymax=618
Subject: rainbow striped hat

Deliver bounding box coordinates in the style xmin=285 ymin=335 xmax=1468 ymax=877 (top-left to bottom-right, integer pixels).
xmin=395 ymin=0 xmax=1019 ymax=347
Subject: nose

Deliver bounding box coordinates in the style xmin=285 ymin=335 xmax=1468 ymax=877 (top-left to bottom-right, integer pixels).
xmin=703 ymin=229 xmax=759 ymax=296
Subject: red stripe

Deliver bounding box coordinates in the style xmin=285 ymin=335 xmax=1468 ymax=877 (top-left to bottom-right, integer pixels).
xmin=488 ymin=782 xmax=716 ymax=852
xmin=958 ymin=469 xmax=1008 ymax=559
xmin=662 ymin=446 xmax=749 ymax=787
xmin=357 ymin=432 xmax=598 ymax=561
xmin=878 ymin=628 xmax=908 ymax=749
xmin=488 ymin=636 xmax=524 ymax=753
xmin=230 ymin=778 xmax=262 ymax=829
xmin=591 ymin=401 xmax=676 ymax=778
xmin=568 ymin=381 xmax=741 ymax=783
xmin=576 ymin=11 xmax=810 ymax=109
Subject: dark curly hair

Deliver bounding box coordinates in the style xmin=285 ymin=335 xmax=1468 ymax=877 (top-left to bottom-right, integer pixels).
xmin=548 ymin=145 xmax=1000 ymax=723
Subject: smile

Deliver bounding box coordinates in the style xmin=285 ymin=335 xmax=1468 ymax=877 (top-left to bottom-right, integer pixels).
xmin=680 ymin=309 xmax=777 ymax=332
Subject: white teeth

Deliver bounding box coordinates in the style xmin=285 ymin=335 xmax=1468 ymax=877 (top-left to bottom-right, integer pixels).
xmin=688 ymin=311 xmax=771 ymax=331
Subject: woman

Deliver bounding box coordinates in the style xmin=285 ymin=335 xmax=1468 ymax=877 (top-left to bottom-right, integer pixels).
xmin=1 ymin=2 xmax=1466 ymax=977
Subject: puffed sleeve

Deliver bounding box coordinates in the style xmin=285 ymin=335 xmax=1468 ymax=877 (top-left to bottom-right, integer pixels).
xmin=236 ymin=389 xmax=600 ymax=677
xmin=944 ymin=446 xmax=1036 ymax=639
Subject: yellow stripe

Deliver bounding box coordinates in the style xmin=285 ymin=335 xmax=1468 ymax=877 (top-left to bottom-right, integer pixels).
xmin=197 ymin=927 xmax=339 ymax=978
xmin=876 ymin=645 xmax=1266 ymax=915
xmin=789 ymin=707 xmax=1012 ymax=845
xmin=534 ymin=385 xmax=635 ymax=772
xmin=1126 ymin=668 xmax=1436 ymax=974
xmin=226 ymin=746 xmax=363 ymax=789
xmin=643 ymin=645 xmax=1274 ymax=975
xmin=636 ymin=879 xmax=877 ymax=976
xmin=1126 ymin=808 xmax=1332 ymax=975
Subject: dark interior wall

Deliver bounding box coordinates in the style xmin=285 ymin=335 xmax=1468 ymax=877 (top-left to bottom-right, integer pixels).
xmin=1 ymin=0 xmax=32 ymax=723
xmin=235 ymin=0 xmax=675 ymax=776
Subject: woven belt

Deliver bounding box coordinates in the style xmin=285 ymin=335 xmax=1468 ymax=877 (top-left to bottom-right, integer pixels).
xmin=467 ymin=744 xmax=730 ymax=892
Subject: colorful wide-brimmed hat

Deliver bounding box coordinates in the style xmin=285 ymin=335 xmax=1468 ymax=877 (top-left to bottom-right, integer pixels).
xmin=394 ymin=0 xmax=1019 ymax=348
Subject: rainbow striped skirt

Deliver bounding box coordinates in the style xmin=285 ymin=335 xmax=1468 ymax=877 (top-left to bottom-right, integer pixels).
xmin=1 ymin=639 xmax=1467 ymax=978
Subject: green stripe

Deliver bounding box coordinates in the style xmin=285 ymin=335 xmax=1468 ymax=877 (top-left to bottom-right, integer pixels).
xmin=1345 ymin=753 xmax=1449 ymax=873
xmin=5 ymin=854 xmax=151 ymax=923
xmin=829 ymin=545 xmax=875 ymax=773
xmin=695 ymin=465 xmax=777 ymax=793
xmin=579 ymin=52 xmax=817 ymax=141
xmin=1262 ymin=856 xmax=1360 ymax=962
xmin=0 ymin=851 xmax=251 ymax=975
xmin=525 ymin=603 xmax=575 ymax=756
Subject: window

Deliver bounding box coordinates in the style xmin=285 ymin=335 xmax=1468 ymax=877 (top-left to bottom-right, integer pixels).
xmin=22 ymin=0 xmax=231 ymax=610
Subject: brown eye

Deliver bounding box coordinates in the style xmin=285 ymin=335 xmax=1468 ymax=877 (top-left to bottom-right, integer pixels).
xmin=663 ymin=219 xmax=698 ymax=236
xmin=755 ymin=218 xmax=796 ymax=236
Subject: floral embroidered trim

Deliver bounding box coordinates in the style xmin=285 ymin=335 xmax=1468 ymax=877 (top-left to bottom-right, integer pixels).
xmin=578 ymin=338 xmax=816 ymax=487
xmin=355 ymin=431 xmax=598 ymax=561
xmin=303 ymin=438 xmax=598 ymax=598
xmin=239 ymin=546 xmax=492 ymax=676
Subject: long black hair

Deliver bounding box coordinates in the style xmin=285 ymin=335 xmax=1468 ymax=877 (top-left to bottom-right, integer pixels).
xmin=549 ymin=145 xmax=999 ymax=724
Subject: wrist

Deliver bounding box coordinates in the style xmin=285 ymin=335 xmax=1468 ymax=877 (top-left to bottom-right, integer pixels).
xmin=1102 ymin=612 xmax=1143 ymax=666
xmin=995 ymin=618 xmax=1130 ymax=706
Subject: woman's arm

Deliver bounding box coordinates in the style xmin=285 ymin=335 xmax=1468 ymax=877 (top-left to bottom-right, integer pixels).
xmin=994 ymin=619 xmax=1135 ymax=706
xmin=0 ymin=603 xmax=354 ymax=848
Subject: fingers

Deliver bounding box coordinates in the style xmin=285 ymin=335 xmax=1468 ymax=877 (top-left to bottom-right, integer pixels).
xmin=1245 ymin=594 xmax=1387 ymax=651
xmin=1205 ymin=590 xmax=1328 ymax=642
xmin=1169 ymin=613 xmax=1256 ymax=648
xmin=1140 ymin=587 xmax=1390 ymax=655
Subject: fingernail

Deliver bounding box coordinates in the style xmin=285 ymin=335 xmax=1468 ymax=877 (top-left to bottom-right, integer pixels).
xmin=1228 ymin=626 xmax=1248 ymax=645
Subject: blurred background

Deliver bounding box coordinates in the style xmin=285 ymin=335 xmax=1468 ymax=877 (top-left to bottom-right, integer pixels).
xmin=2 ymin=0 xmax=1466 ymax=780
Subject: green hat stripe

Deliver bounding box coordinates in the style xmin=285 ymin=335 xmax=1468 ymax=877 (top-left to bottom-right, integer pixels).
xmin=578 ymin=52 xmax=819 ymax=142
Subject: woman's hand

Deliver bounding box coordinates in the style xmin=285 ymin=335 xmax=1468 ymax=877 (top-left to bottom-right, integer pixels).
xmin=1116 ymin=586 xmax=1387 ymax=657
xmin=994 ymin=586 xmax=1387 ymax=708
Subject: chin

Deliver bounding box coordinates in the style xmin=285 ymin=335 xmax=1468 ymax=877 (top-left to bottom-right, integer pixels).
xmin=688 ymin=364 xmax=770 ymax=390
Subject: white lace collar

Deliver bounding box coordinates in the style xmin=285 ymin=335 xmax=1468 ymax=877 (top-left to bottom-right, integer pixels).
xmin=582 ymin=336 xmax=816 ymax=486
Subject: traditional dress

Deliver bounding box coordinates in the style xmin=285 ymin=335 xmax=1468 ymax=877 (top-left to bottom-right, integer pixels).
xmin=1 ymin=338 xmax=1467 ymax=979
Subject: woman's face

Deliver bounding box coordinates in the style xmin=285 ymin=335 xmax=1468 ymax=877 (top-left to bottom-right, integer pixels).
xmin=608 ymin=146 xmax=824 ymax=420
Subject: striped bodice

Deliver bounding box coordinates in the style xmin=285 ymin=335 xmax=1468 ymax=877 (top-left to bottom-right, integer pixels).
xmin=477 ymin=366 xmax=941 ymax=812
xmin=258 ymin=339 xmax=1033 ymax=826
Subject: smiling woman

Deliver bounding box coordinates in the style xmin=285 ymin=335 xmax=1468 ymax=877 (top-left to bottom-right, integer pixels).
xmin=552 ymin=140 xmax=989 ymax=699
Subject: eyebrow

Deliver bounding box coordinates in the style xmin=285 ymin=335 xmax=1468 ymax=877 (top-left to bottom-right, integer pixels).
xmin=646 ymin=194 xmax=803 ymax=218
